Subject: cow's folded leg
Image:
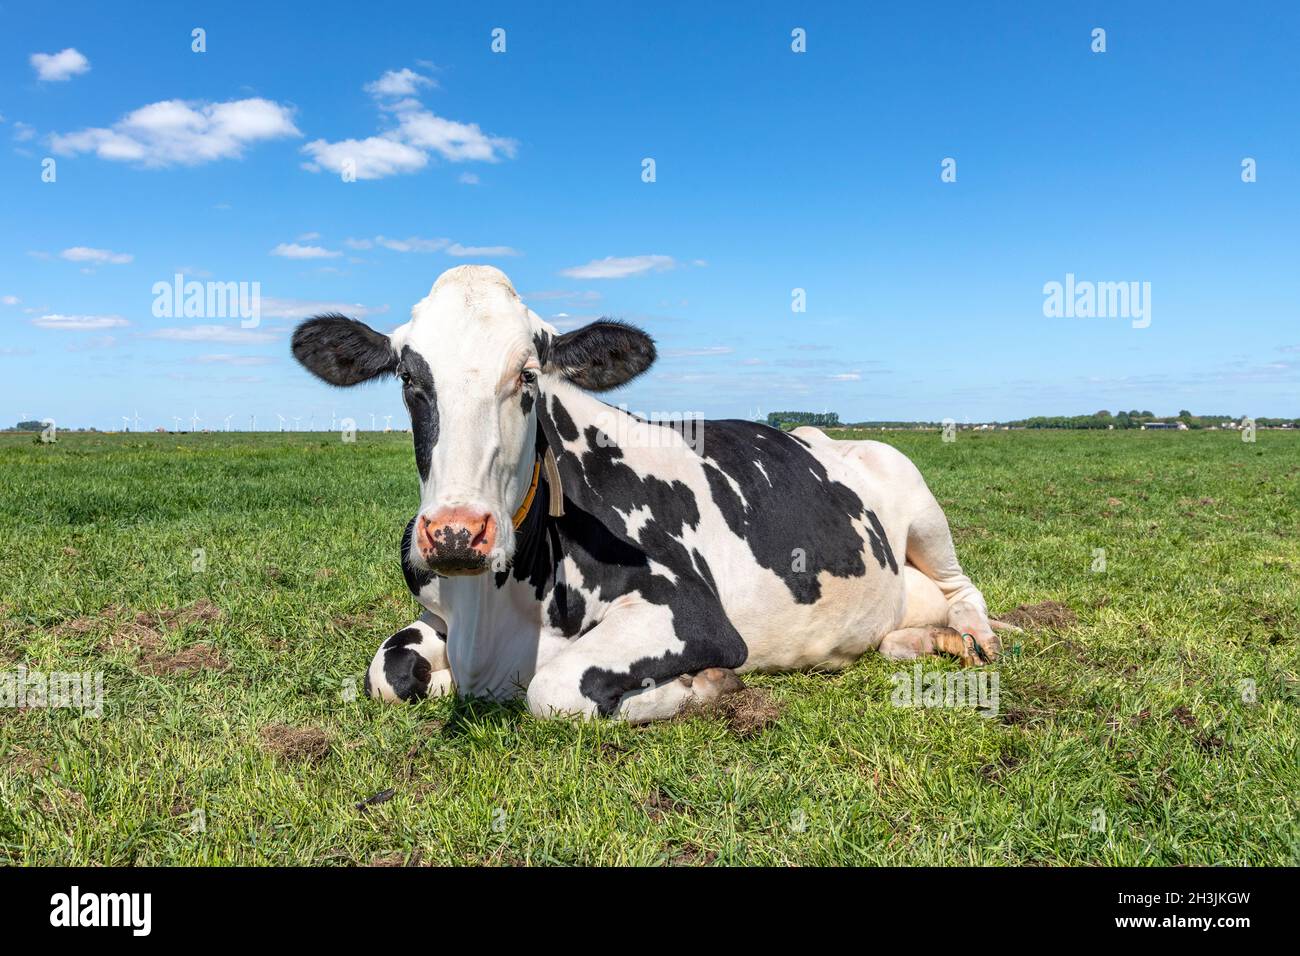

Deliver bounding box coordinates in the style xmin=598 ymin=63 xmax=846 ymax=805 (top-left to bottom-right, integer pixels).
xmin=879 ymin=626 xmax=984 ymax=668
xmin=526 ymin=602 xmax=747 ymax=723
xmin=364 ymin=611 xmax=453 ymax=703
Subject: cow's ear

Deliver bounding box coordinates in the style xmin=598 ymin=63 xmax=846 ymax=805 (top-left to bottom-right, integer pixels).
xmin=545 ymin=320 xmax=656 ymax=391
xmin=292 ymin=314 xmax=398 ymax=386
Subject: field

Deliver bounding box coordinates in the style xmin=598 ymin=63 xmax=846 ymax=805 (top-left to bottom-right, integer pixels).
xmin=1 ymin=428 xmax=1297 ymax=866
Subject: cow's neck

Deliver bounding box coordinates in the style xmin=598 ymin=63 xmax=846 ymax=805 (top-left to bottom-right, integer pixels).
xmin=505 ymin=379 xmax=645 ymax=595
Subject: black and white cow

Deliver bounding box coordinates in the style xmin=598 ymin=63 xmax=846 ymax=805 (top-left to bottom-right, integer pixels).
xmin=292 ymin=265 xmax=1006 ymax=722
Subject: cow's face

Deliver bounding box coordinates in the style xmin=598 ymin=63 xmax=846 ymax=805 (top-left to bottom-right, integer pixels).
xmin=291 ymin=265 xmax=655 ymax=576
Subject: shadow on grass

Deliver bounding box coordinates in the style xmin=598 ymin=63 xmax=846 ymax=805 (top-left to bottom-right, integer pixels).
xmin=439 ymin=694 xmax=530 ymax=738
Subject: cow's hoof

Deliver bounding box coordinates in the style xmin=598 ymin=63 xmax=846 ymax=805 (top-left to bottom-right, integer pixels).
xmin=688 ymin=667 xmax=746 ymax=702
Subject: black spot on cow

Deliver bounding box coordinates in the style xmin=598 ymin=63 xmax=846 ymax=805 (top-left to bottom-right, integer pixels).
xmin=520 ymin=388 xmax=535 ymax=416
xmin=381 ymin=628 xmax=434 ymax=702
xmin=532 ymin=331 xmax=552 ymax=366
xmin=546 ymin=583 xmax=587 ymax=637
xmin=400 ymin=347 xmax=438 ymax=482
xmin=694 ymin=420 xmax=893 ymax=603
xmin=551 ymin=394 xmax=579 ymax=442
xmin=400 ymin=517 xmax=436 ymax=595
xmin=864 ymin=509 xmax=899 ymax=574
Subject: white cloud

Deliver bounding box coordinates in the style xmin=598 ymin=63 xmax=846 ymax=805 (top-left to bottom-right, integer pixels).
xmin=31 ymin=48 xmax=90 ymax=82
xmin=300 ymin=67 xmax=515 ymax=180
xmin=828 ymin=371 xmax=863 ymax=381
xmin=33 ymin=313 xmax=129 ymax=330
xmin=1 ymin=295 xmax=19 ymax=306
xmin=446 ymin=243 xmax=519 ymax=257
xmin=60 ymin=246 xmax=132 ymax=265
xmin=523 ymin=289 xmax=602 ymax=303
xmin=259 ymin=297 xmax=389 ymax=321
xmin=458 ymin=172 xmax=479 ymax=185
xmin=50 ymin=98 xmax=300 ymax=168
xmin=374 ymin=235 xmax=448 ymax=253
xmin=345 ymin=235 xmax=518 ymax=257
xmin=146 ymin=325 xmax=278 ymax=344
xmin=561 ymin=255 xmax=676 ymax=279
xmin=365 ymin=68 xmax=435 ymax=98
xmin=196 ymin=354 xmax=274 ymax=366
xmin=270 ymin=242 xmax=341 ymax=259
xmin=297 ymin=231 xmax=321 ymax=241
xmin=393 ymin=109 xmax=517 ymax=162
xmin=12 ymin=122 xmax=36 ymax=142
xmin=300 ymin=135 xmax=428 ymax=180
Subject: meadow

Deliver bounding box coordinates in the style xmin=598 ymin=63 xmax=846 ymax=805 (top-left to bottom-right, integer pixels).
xmin=1 ymin=427 xmax=1297 ymax=865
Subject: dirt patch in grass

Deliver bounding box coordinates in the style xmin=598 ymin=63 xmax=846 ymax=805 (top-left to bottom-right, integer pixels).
xmin=667 ymin=843 xmax=719 ymax=866
xmin=140 ymin=643 xmax=226 ymax=674
xmin=1000 ymin=600 xmax=1078 ymax=630
xmin=136 ymin=599 xmax=224 ymax=629
xmin=680 ymin=687 xmax=784 ymax=738
xmin=369 ymin=850 xmax=426 ymax=867
xmin=259 ymin=724 xmax=331 ymax=763
xmin=93 ymin=607 xmax=225 ymax=674
xmin=644 ymin=787 xmax=687 ymax=822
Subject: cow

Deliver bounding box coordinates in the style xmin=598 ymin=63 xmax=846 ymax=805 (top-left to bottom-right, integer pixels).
xmin=291 ymin=265 xmax=1009 ymax=723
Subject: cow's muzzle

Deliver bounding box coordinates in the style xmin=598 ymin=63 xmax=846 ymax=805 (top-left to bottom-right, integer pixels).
xmin=415 ymin=508 xmax=498 ymax=575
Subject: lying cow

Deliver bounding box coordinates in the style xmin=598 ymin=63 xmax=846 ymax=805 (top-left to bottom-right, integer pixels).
xmin=292 ymin=265 xmax=1005 ymax=722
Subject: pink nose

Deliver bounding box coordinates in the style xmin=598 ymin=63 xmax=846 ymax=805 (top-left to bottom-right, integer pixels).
xmin=416 ymin=508 xmax=497 ymax=571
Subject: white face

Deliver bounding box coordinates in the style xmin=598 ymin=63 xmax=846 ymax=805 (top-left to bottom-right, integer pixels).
xmin=388 ymin=266 xmax=547 ymax=575
xmin=291 ymin=263 xmax=656 ymax=577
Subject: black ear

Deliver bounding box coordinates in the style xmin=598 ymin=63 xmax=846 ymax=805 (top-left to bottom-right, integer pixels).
xmin=291 ymin=314 xmax=397 ymax=386
xmin=546 ymin=320 xmax=656 ymax=391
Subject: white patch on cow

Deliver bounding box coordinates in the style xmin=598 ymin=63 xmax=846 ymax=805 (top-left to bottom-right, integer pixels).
xmin=617 ymin=503 xmax=655 ymax=541
xmin=647 ymin=559 xmax=678 ymax=585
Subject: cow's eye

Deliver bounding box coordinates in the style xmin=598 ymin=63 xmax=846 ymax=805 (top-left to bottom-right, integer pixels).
xmin=399 ymin=371 xmax=412 ymax=387
xmin=520 ymin=368 xmax=538 ymax=386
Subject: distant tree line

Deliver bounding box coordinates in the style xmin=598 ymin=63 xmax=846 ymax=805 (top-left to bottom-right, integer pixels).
xmin=767 ymin=411 xmax=841 ymax=428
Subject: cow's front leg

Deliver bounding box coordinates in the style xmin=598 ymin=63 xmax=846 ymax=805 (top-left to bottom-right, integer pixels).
xmin=526 ymin=601 xmax=748 ymax=723
xmin=365 ymin=610 xmax=454 ymax=703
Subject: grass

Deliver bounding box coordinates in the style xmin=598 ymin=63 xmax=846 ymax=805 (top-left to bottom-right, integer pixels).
xmin=1 ymin=428 xmax=1297 ymax=865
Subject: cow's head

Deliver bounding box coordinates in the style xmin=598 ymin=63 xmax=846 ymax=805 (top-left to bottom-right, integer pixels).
xmin=291 ymin=265 xmax=655 ymax=576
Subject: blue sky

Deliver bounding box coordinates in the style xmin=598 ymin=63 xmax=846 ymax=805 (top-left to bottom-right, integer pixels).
xmin=2 ymin=0 xmax=1297 ymax=430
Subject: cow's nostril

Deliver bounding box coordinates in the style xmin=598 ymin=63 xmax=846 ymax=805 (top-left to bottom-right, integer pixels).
xmin=471 ymin=518 xmax=489 ymax=549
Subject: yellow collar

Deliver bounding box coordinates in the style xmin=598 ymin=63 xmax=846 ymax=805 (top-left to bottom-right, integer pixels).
xmin=511 ymin=458 xmax=542 ymax=529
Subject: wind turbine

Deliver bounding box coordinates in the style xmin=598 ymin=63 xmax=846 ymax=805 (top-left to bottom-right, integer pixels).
xmin=293 ymin=416 xmax=302 ymax=431
xmin=383 ymin=415 xmax=393 ymax=432
xmin=224 ymin=414 xmax=234 ymax=432
xmin=308 ymin=414 xmax=315 ymax=432
xmin=330 ymin=409 xmax=337 ymax=431
xmin=172 ymin=415 xmax=183 ymax=432
xmin=133 ymin=410 xmax=142 ymax=431
xmin=122 ymin=415 xmax=131 ymax=432
xmin=249 ymin=414 xmax=256 ymax=432
xmin=276 ymin=413 xmax=286 ymax=432
xmin=191 ymin=410 xmax=202 ymax=432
